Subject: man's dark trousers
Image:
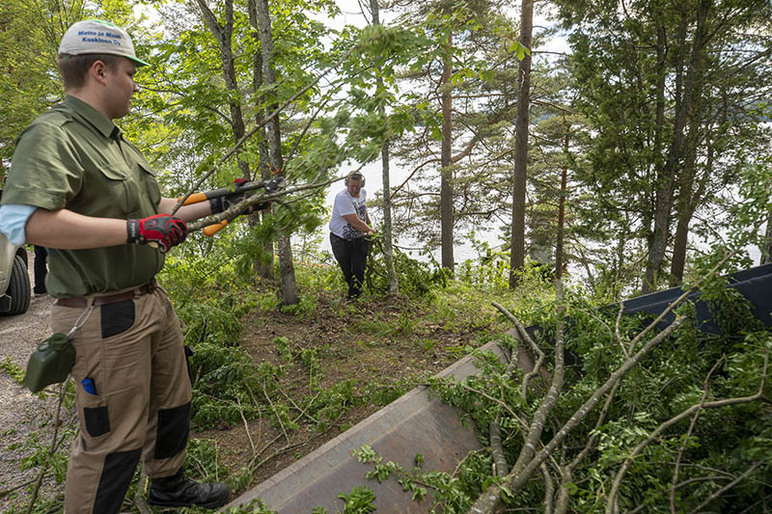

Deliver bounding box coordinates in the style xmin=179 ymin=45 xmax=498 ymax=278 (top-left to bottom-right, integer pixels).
xmin=34 ymin=245 xmax=48 ymax=294
xmin=330 ymin=233 xmax=371 ymax=298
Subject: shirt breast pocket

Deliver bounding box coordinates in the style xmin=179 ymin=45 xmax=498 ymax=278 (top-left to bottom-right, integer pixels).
xmin=98 ymin=165 xmax=139 ymax=215
xmin=138 ymin=163 xmax=161 ymax=208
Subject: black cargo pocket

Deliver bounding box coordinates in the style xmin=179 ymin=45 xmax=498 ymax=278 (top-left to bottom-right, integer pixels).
xmin=154 ymin=402 xmax=191 ymax=459
xmin=101 ymin=300 xmax=135 ymax=338
xmin=84 ymin=406 xmax=111 ymax=437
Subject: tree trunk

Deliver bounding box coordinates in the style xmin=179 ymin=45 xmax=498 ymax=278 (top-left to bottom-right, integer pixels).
xmin=508 ymin=0 xmax=533 ymax=289
xmin=196 ymin=0 xmax=250 ymax=178
xmin=255 ymin=0 xmax=298 ymax=305
xmin=669 ymin=202 xmax=690 ymax=286
xmin=555 ymin=125 xmax=569 ymax=279
xmin=643 ymin=11 xmax=666 ymax=293
xmin=440 ymin=33 xmax=454 ymax=271
xmin=643 ymin=0 xmax=710 ymax=294
xmin=380 ymin=140 xmax=399 ymax=295
xmin=669 ymin=2 xmax=710 ymax=286
xmin=248 ymin=0 xmax=274 ymax=279
xmin=370 ymin=0 xmax=399 ymax=295
xmin=669 ymin=143 xmax=698 ymax=286
xmin=670 ymin=139 xmax=712 ymax=284
xmin=763 ymin=209 xmax=772 ymax=265
xmin=613 ymin=214 xmax=631 ymax=301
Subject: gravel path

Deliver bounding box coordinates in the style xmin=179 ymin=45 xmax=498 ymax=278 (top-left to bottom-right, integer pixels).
xmin=0 ymin=251 xmax=69 ymax=511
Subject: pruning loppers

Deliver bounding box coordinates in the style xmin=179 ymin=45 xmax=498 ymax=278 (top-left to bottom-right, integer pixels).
xmin=178 ymin=174 xmax=285 ymax=236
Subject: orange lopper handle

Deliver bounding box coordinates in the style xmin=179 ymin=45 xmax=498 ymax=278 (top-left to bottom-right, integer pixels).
xmin=203 ymin=219 xmax=230 ymax=237
xmin=179 ymin=192 xmax=209 ymax=205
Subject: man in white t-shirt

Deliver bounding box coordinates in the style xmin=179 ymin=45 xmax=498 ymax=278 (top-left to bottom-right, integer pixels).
xmin=329 ymin=172 xmax=375 ymax=299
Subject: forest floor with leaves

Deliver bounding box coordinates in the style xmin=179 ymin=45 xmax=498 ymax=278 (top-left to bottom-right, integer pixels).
xmin=196 ymin=287 xmax=495 ymax=502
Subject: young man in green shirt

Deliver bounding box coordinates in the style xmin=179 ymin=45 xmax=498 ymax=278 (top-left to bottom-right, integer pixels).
xmin=0 ymin=19 xmax=249 ymax=512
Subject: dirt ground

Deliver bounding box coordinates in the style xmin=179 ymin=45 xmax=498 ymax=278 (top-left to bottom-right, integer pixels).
xmin=0 ymin=253 xmax=482 ymax=511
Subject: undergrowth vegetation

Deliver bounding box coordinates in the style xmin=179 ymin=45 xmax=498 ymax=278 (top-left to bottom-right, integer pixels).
xmin=156 ymin=242 xmax=525 ymax=512
xmin=2 ymin=234 xmax=769 ymax=513
xmin=0 ymin=237 xmax=520 ymax=512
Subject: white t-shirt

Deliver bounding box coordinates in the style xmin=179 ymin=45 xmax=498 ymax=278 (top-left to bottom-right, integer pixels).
xmin=329 ymin=188 xmax=368 ymax=240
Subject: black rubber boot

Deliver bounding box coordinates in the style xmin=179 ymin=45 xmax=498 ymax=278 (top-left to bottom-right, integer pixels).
xmin=148 ymin=468 xmax=229 ymax=509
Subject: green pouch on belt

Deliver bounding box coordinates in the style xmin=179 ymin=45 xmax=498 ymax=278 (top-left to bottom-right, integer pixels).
xmin=24 ymin=333 xmax=75 ymax=393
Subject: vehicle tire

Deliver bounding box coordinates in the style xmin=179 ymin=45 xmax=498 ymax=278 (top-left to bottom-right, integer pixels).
xmin=7 ymin=254 xmax=31 ymax=315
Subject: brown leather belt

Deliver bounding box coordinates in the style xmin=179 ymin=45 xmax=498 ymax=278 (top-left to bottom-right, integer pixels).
xmin=55 ymin=282 xmax=156 ymax=308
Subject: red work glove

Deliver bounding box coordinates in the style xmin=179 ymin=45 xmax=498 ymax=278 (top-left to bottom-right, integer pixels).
xmin=127 ymin=214 xmax=188 ymax=253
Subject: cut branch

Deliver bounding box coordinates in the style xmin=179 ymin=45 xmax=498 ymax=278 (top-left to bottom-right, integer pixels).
xmin=467 ymin=313 xmax=688 ymax=514
xmin=510 ymin=281 xmax=566 ymax=479
xmin=690 ymin=461 xmax=764 ymax=513
xmin=490 ymin=419 xmax=509 ymax=477
xmin=606 ymin=350 xmax=768 ymax=512
xmin=491 ymin=300 xmax=546 ymax=397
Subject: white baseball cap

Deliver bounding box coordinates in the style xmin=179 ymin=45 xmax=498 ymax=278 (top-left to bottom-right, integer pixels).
xmin=59 ymin=19 xmax=150 ymax=67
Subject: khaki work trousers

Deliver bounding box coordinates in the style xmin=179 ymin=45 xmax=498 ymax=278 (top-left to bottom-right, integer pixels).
xmin=51 ymin=284 xmax=192 ymax=514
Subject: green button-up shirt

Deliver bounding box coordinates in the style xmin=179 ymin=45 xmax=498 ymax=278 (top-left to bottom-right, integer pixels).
xmin=1 ymin=95 xmax=164 ymax=297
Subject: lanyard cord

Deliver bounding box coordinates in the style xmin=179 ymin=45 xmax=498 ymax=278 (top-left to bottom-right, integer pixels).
xmin=66 ymin=305 xmax=95 ymax=338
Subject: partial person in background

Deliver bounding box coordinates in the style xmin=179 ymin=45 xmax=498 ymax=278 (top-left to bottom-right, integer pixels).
xmin=33 ymin=245 xmax=47 ymax=294
xmin=329 ymin=172 xmax=375 ymax=299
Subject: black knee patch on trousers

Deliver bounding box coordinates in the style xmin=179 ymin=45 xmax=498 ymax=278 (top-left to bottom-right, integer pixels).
xmin=95 ymin=448 xmax=141 ymax=513
xmin=154 ymin=402 xmax=191 ymax=459
xmin=101 ymin=300 xmax=136 ymax=338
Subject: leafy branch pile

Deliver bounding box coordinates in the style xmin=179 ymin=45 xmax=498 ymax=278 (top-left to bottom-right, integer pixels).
xmin=346 ymin=277 xmax=770 ymax=513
